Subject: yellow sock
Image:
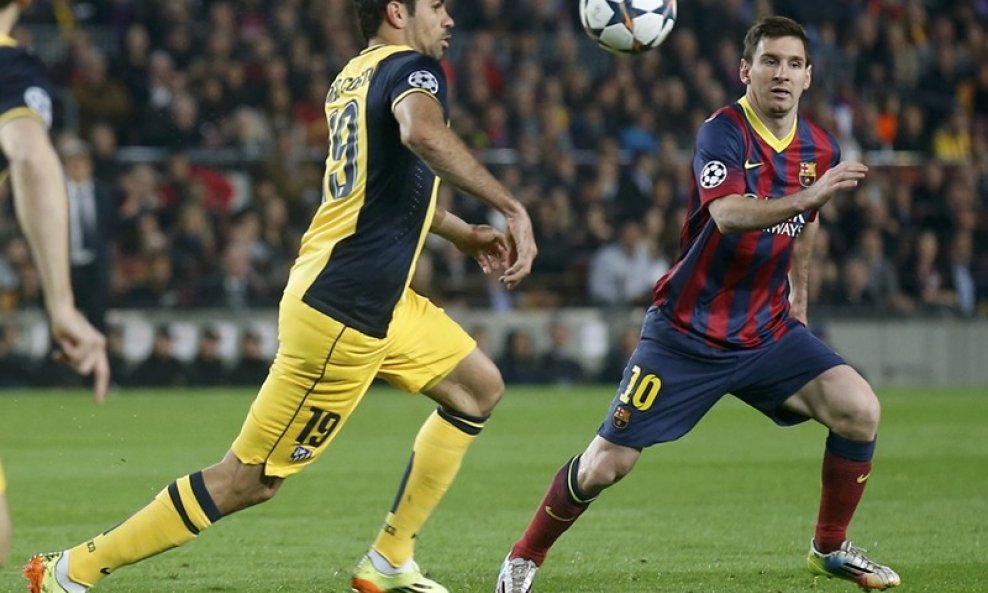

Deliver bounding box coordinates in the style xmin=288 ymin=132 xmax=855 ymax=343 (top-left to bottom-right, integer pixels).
xmin=373 ymin=407 xmax=487 ymax=567
xmin=68 ymin=471 xmax=222 ymax=586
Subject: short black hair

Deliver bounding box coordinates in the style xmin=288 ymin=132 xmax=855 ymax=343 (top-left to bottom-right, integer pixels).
xmin=351 ymin=0 xmax=416 ymax=41
xmin=743 ymin=16 xmax=811 ymax=65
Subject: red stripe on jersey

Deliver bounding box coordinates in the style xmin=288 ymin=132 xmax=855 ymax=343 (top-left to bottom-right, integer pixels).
xmin=706 ymin=232 xmax=760 ymax=343
xmin=668 ymin=230 xmax=722 ymax=327
xmin=739 ymin=233 xmax=789 ymax=344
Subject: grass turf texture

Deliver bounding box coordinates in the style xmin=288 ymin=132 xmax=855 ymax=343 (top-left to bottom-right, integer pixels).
xmin=0 ymin=386 xmax=985 ymax=592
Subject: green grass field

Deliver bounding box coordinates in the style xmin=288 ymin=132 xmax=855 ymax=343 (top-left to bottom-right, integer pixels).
xmin=0 ymin=386 xmax=985 ymax=592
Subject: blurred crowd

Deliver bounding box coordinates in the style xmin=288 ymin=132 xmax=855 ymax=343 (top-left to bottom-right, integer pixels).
xmin=0 ymin=0 xmax=986 ymax=329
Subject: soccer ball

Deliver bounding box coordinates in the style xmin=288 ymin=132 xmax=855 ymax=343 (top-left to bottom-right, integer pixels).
xmin=579 ymin=0 xmax=677 ymax=55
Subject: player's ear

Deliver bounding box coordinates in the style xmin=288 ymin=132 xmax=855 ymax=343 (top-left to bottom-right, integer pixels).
xmin=385 ymin=0 xmax=408 ymax=30
xmin=803 ymin=64 xmax=812 ymax=90
xmin=739 ymin=60 xmax=751 ymax=85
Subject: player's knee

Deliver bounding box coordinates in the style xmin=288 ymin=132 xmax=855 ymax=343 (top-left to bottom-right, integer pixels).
xmin=463 ymin=363 xmax=504 ymax=417
xmin=834 ymin=388 xmax=881 ymax=441
xmin=579 ymin=448 xmax=637 ymax=491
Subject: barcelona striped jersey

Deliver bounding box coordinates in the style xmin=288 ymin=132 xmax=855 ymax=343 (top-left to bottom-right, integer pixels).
xmin=0 ymin=34 xmax=54 ymax=181
xmin=284 ymin=44 xmax=449 ymax=338
xmin=653 ymin=96 xmax=841 ymax=349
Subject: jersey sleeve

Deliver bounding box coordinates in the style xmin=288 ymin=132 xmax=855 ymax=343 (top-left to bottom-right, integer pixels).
xmin=382 ymin=52 xmax=449 ymax=114
xmin=0 ymin=49 xmax=54 ymax=130
xmin=806 ymin=130 xmax=842 ymax=223
xmin=692 ymin=112 xmax=746 ymax=208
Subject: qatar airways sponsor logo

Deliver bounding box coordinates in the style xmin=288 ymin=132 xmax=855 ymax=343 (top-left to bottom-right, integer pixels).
xmin=765 ymin=214 xmax=807 ymax=237
xmin=744 ymin=193 xmax=807 ymax=237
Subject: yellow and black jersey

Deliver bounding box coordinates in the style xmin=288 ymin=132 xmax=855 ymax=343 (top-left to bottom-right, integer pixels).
xmin=0 ymin=34 xmax=54 ymax=177
xmin=285 ymin=44 xmax=449 ymax=339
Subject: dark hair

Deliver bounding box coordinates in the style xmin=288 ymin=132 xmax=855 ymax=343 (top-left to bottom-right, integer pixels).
xmin=351 ymin=0 xmax=416 ymax=41
xmin=743 ymin=16 xmax=811 ymax=65
xmin=0 ymin=0 xmax=17 ymax=8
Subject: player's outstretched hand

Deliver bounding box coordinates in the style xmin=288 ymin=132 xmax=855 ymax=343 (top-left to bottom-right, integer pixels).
xmin=457 ymin=224 xmax=510 ymax=275
xmin=500 ymin=210 xmax=537 ymax=289
xmin=804 ymin=161 xmax=868 ymax=209
xmin=49 ymin=307 xmax=110 ymax=403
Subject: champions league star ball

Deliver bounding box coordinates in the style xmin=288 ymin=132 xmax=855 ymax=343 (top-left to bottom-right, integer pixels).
xmin=579 ymin=0 xmax=677 ymax=55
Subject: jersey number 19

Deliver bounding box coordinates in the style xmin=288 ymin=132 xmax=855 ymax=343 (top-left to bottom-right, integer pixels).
xmin=327 ymin=100 xmax=360 ymax=200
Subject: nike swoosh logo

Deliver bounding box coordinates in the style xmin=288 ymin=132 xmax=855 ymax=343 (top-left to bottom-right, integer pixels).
xmin=744 ymin=160 xmax=763 ymax=169
xmin=856 ymin=473 xmax=871 ymax=483
xmin=100 ymin=567 xmax=112 ymax=575
xmin=544 ymin=506 xmax=576 ymax=522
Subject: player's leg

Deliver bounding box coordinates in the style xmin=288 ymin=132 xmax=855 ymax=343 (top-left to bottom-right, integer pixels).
xmin=28 ymin=453 xmax=276 ymax=592
xmin=353 ymin=292 xmax=494 ymax=592
xmin=497 ymin=309 xmax=734 ymax=592
xmin=26 ymin=297 xmax=383 ymax=592
xmin=734 ymin=326 xmax=897 ymax=589
xmin=0 ymin=458 xmax=10 ymax=567
xmin=783 ymin=365 xmax=898 ymax=589
xmin=496 ymin=437 xmax=639 ymax=593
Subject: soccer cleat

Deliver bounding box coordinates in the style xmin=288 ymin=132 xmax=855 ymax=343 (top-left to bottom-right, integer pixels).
xmin=494 ymin=555 xmax=539 ymax=593
xmin=23 ymin=551 xmax=86 ymax=593
xmin=807 ymin=540 xmax=901 ymax=590
xmin=351 ymin=555 xmax=448 ymax=593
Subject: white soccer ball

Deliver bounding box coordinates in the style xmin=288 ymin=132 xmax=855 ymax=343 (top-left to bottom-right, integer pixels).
xmin=579 ymin=0 xmax=677 ymax=55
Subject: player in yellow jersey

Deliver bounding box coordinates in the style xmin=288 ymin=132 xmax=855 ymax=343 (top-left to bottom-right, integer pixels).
xmin=1 ymin=0 xmax=109 ymax=569
xmin=25 ymin=1 xmax=536 ymax=592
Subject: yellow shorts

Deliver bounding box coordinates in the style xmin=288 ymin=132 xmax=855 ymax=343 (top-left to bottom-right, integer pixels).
xmin=0 ymin=457 xmax=6 ymax=494
xmin=231 ymin=289 xmax=475 ymax=477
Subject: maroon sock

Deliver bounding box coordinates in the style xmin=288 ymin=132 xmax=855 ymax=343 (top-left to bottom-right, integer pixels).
xmin=510 ymin=456 xmax=596 ymax=566
xmin=815 ymin=450 xmax=872 ymax=553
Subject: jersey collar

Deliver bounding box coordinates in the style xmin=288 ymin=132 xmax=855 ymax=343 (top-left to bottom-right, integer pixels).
xmin=0 ymin=34 xmax=18 ymax=48
xmin=737 ymin=96 xmax=797 ymax=153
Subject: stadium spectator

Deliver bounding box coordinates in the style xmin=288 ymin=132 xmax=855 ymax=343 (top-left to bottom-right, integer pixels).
xmin=901 ymin=230 xmax=957 ymax=313
xmin=105 ymin=323 xmax=130 ymax=388
xmin=0 ymin=0 xmax=983 ymax=318
xmin=128 ymin=325 xmax=188 ymax=387
xmin=587 ymin=221 xmax=665 ymax=307
xmin=227 ymin=329 xmax=269 ymax=387
xmin=497 ymin=328 xmax=546 ymax=384
xmin=0 ymin=322 xmax=33 ymax=388
xmin=539 ymin=319 xmax=585 ymax=385
xmin=187 ymin=327 xmax=228 ymax=387
xmin=61 ymin=137 xmax=118 ymax=333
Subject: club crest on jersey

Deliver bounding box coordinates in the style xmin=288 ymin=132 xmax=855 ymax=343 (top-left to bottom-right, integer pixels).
xmin=289 ymin=445 xmax=313 ymax=463
xmin=408 ymin=70 xmax=439 ymax=94
xmin=799 ymin=161 xmax=817 ymax=187
xmin=612 ymin=407 xmax=631 ymax=430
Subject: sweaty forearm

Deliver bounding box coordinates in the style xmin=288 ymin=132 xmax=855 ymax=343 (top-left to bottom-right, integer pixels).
xmin=408 ymin=128 xmax=525 ymax=219
xmin=708 ymin=192 xmax=811 ymax=234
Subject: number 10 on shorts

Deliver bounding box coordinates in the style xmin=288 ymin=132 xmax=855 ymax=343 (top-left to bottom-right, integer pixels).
xmin=618 ymin=365 xmax=663 ymax=411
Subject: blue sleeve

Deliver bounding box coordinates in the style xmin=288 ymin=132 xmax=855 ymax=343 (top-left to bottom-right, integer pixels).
xmin=693 ymin=112 xmax=746 ymax=206
xmin=381 ymin=52 xmax=448 ymax=114
xmin=0 ymin=49 xmax=54 ymax=129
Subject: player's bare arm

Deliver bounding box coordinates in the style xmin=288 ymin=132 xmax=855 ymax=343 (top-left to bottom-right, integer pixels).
xmin=430 ymin=207 xmax=509 ymax=274
xmin=394 ymin=91 xmax=536 ymax=288
xmin=0 ymin=116 xmax=110 ymax=402
xmin=788 ymin=218 xmax=818 ymax=324
xmin=708 ymin=161 xmax=867 ymax=234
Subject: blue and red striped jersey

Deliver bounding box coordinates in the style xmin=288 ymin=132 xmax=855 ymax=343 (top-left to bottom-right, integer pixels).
xmin=653 ymin=96 xmax=841 ymax=349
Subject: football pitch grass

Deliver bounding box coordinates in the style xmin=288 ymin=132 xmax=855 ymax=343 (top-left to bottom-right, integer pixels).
xmin=0 ymin=386 xmax=985 ymax=592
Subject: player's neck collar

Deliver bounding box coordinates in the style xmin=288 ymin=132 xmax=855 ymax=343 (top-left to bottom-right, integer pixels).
xmin=737 ymin=96 xmax=796 ymax=153
xmin=0 ymin=33 xmax=17 ymax=48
